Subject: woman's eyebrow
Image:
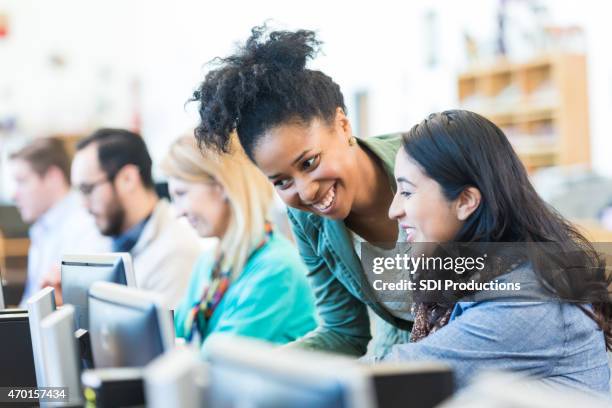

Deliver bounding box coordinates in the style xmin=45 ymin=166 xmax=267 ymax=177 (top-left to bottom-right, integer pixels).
xmin=396 ymin=177 xmax=416 ymax=187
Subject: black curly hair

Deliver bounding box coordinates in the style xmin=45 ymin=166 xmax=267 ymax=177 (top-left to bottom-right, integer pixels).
xmin=190 ymin=25 xmax=346 ymax=160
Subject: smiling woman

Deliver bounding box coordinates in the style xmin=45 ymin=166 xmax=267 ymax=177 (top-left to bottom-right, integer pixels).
xmin=190 ymin=25 xmax=413 ymax=358
xmin=160 ymin=134 xmax=317 ymax=354
xmin=384 ymin=110 xmax=612 ymax=395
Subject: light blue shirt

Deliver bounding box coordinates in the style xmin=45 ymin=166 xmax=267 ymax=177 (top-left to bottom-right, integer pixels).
xmin=382 ymin=266 xmax=611 ymax=396
xmin=21 ymin=191 xmax=110 ymax=305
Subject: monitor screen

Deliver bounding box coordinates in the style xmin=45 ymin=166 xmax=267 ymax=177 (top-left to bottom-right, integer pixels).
xmin=88 ymin=282 xmax=171 ymax=368
xmin=0 ymin=313 xmax=37 ymax=388
xmin=61 ymin=253 xmax=133 ymax=331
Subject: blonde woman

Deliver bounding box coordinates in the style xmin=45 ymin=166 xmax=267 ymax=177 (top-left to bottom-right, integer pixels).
xmin=161 ymin=135 xmax=316 ymax=354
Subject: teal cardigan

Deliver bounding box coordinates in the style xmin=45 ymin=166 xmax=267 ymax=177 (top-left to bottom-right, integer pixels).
xmin=174 ymin=232 xmax=317 ymax=355
xmin=287 ymin=134 xmax=413 ymax=358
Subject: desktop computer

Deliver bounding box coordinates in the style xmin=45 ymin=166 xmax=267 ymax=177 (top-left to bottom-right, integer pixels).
xmin=207 ymin=336 xmax=376 ymax=408
xmin=207 ymin=336 xmax=455 ymax=408
xmin=26 ymin=286 xmax=56 ymax=387
xmin=364 ymin=362 xmax=454 ymax=408
xmin=143 ymin=346 xmax=208 ymax=408
xmin=0 ymin=265 xmax=5 ymax=310
xmin=81 ymin=367 xmax=145 ymax=408
xmin=40 ymin=305 xmax=83 ymax=407
xmin=61 ymin=253 xmax=136 ymax=331
xmin=88 ymin=281 xmax=174 ymax=368
xmin=0 ymin=311 xmax=37 ymax=388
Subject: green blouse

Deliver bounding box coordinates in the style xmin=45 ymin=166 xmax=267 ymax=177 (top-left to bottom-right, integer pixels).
xmin=287 ymin=133 xmax=413 ymax=358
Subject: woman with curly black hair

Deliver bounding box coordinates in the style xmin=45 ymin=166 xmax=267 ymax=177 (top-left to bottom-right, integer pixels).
xmin=191 ymin=26 xmax=411 ymax=358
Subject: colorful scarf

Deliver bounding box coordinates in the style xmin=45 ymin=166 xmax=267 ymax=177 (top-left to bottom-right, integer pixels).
xmin=183 ymin=222 xmax=274 ymax=343
xmin=410 ymin=259 xmax=525 ymax=342
xmin=410 ymin=303 xmax=453 ymax=342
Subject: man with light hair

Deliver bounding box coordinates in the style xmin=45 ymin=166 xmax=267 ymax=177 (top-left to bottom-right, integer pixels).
xmin=9 ymin=137 xmax=109 ymax=305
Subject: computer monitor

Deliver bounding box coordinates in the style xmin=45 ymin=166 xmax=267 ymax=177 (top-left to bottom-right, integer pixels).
xmin=61 ymin=253 xmax=136 ymax=331
xmin=81 ymin=367 xmax=146 ymax=408
xmin=88 ymin=282 xmax=174 ymax=369
xmin=26 ymin=287 xmax=56 ymax=387
xmin=207 ymin=336 xmax=455 ymax=408
xmin=207 ymin=336 xmax=375 ymax=408
xmin=0 ymin=265 xmax=5 ymax=310
xmin=143 ymin=346 xmax=208 ymax=408
xmin=0 ymin=311 xmax=37 ymax=388
xmin=40 ymin=305 xmax=83 ymax=407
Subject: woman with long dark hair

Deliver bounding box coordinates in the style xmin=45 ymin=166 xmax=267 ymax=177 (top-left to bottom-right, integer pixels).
xmin=386 ymin=109 xmax=611 ymax=394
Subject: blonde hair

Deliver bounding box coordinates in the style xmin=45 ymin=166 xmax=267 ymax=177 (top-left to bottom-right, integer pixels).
xmin=161 ymin=133 xmax=274 ymax=278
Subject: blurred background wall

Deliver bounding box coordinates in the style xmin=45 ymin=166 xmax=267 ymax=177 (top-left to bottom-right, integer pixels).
xmin=0 ymin=0 xmax=611 ymax=192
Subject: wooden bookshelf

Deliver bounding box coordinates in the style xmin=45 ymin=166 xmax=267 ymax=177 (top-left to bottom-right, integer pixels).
xmin=458 ymin=54 xmax=590 ymax=172
xmin=572 ymin=219 xmax=612 ymax=243
xmin=0 ymin=231 xmax=29 ymax=289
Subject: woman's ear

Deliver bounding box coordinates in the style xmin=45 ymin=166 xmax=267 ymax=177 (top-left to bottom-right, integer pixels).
xmin=456 ymin=186 xmax=481 ymax=221
xmin=335 ymin=107 xmax=352 ymax=136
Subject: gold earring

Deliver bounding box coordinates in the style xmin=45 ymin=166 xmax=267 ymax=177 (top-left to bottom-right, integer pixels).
xmin=348 ymin=136 xmax=357 ymax=146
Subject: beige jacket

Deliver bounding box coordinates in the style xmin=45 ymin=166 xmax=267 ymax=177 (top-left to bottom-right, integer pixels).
xmin=131 ymin=199 xmax=203 ymax=308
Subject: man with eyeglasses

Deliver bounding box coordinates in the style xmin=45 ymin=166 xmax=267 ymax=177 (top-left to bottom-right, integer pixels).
xmin=9 ymin=137 xmax=109 ymax=306
xmin=70 ymin=128 xmax=202 ymax=308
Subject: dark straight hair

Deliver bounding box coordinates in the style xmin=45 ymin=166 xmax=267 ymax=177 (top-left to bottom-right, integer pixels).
xmin=402 ymin=109 xmax=612 ymax=349
xmin=77 ymin=128 xmax=155 ymax=190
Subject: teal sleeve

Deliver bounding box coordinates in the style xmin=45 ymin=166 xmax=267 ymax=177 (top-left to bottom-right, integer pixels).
xmin=286 ymin=212 xmax=371 ymax=357
xmin=200 ymin=255 xmax=315 ymax=356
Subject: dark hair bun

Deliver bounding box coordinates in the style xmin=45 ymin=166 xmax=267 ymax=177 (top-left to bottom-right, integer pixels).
xmin=191 ymin=24 xmax=344 ymax=158
xmin=241 ymin=26 xmax=321 ymax=72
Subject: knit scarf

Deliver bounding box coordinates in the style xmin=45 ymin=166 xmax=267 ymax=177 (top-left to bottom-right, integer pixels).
xmin=410 ymin=258 xmax=525 ymax=342
xmin=410 ymin=303 xmax=453 ymax=342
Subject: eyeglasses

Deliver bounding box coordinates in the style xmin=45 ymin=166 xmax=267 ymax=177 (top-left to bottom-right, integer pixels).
xmin=76 ymin=176 xmax=110 ymax=196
